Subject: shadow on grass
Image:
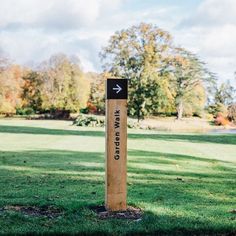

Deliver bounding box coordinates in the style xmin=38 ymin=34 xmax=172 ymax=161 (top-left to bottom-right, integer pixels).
xmin=0 ymin=149 xmax=236 ymax=234
xmin=129 ymin=150 xmax=230 ymax=163
xmin=127 ymin=150 xmax=236 ymax=182
xmin=1 ymin=125 xmax=236 ymax=145
xmin=0 ymin=125 xmax=104 ymax=137
xmin=128 ymin=133 xmax=236 ymax=145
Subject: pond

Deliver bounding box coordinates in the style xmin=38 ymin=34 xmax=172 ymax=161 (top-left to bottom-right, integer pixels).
xmin=210 ymin=129 xmax=236 ymax=134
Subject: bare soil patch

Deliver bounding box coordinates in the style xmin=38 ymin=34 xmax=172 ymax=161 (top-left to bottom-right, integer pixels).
xmin=0 ymin=205 xmax=64 ymax=218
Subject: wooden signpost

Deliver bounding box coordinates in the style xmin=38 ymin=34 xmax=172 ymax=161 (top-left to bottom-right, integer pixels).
xmin=105 ymin=78 xmax=128 ymax=211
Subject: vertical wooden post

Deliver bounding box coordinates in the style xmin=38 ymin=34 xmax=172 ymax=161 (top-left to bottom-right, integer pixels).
xmin=105 ymin=78 xmax=128 ymax=211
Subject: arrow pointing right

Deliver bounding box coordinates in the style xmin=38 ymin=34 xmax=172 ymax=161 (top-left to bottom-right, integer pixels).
xmin=113 ymin=84 xmax=122 ymax=94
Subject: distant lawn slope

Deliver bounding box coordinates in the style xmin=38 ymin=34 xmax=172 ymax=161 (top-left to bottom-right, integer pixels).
xmin=0 ymin=119 xmax=235 ymax=235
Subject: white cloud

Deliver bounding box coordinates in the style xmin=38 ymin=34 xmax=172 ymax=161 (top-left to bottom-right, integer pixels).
xmin=0 ymin=0 xmax=125 ymax=71
xmin=0 ymin=0 xmax=174 ymax=71
xmin=195 ymin=0 xmax=236 ymax=26
xmin=0 ymin=0 xmax=127 ymax=31
xmin=176 ymin=0 xmax=236 ymax=83
xmin=0 ymin=0 xmax=50 ymax=28
xmin=0 ymin=0 xmax=236 ymax=84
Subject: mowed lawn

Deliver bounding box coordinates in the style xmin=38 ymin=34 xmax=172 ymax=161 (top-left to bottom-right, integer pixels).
xmin=0 ymin=119 xmax=235 ymax=235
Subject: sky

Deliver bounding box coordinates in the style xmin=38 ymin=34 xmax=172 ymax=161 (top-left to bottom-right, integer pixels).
xmin=0 ymin=0 xmax=236 ymax=83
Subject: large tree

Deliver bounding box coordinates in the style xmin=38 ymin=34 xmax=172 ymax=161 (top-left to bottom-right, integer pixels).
xmin=165 ymin=48 xmax=214 ymax=119
xmin=39 ymin=54 xmax=90 ymax=114
xmin=100 ymin=23 xmax=174 ymax=120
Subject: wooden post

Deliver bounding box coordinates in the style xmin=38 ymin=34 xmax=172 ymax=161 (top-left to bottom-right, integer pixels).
xmin=105 ymin=78 xmax=128 ymax=211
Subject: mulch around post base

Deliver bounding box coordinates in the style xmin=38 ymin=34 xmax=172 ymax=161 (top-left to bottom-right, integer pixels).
xmin=90 ymin=205 xmax=143 ymax=220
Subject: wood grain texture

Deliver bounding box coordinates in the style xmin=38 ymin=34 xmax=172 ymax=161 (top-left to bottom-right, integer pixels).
xmin=105 ymin=99 xmax=127 ymax=211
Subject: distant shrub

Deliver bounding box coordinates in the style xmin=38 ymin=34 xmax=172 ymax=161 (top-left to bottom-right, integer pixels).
xmin=16 ymin=107 xmax=35 ymax=116
xmin=49 ymin=109 xmax=70 ymax=119
xmin=214 ymin=112 xmax=230 ymax=126
xmin=86 ymin=102 xmax=98 ymax=114
xmin=73 ymin=114 xmax=105 ymax=127
xmin=207 ymin=103 xmax=228 ymax=117
xmin=205 ymin=113 xmax=214 ymax=121
xmin=74 ymin=114 xmax=141 ymax=129
xmin=127 ymin=120 xmax=140 ymax=129
xmin=79 ymin=107 xmax=89 ymax=114
xmin=0 ymin=102 xmax=16 ymax=115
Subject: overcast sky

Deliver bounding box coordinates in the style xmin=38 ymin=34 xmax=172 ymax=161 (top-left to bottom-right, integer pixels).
xmin=0 ymin=0 xmax=236 ymax=83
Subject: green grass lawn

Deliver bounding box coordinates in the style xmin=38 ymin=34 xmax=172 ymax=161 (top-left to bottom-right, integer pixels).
xmin=0 ymin=119 xmax=235 ymax=235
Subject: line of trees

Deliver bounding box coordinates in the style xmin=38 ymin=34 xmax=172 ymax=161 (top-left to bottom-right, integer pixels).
xmin=0 ymin=23 xmax=235 ymax=120
xmin=0 ymin=54 xmax=90 ymax=118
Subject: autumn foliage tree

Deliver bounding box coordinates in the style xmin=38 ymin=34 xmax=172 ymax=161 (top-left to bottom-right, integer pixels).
xmin=100 ymin=23 xmax=214 ymax=120
xmin=0 ymin=58 xmax=23 ymax=115
xmin=165 ymin=48 xmax=214 ymax=119
xmin=39 ymin=54 xmax=90 ymax=116
xmin=100 ymin=23 xmax=175 ymax=120
xmin=0 ymin=53 xmax=91 ymax=117
xmin=86 ymin=72 xmax=106 ymax=114
xmin=21 ymin=70 xmax=43 ymax=112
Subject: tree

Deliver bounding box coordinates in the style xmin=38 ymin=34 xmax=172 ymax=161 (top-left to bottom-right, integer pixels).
xmin=0 ymin=60 xmax=23 ymax=115
xmin=165 ymin=48 xmax=214 ymax=119
xmin=86 ymin=72 xmax=106 ymax=114
xmin=21 ymin=70 xmax=43 ymax=112
xmin=100 ymin=23 xmax=174 ymax=121
xmin=214 ymin=80 xmax=235 ymax=106
xmin=39 ymin=54 xmax=90 ymax=115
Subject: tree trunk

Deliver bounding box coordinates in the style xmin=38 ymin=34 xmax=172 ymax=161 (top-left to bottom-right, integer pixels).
xmin=137 ymin=104 xmax=140 ymax=123
xmin=177 ymin=100 xmax=183 ymax=120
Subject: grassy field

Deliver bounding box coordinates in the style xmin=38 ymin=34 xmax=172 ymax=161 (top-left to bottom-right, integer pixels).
xmin=0 ymin=119 xmax=235 ymax=235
